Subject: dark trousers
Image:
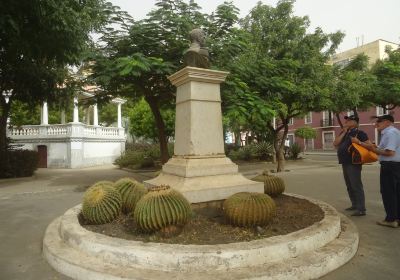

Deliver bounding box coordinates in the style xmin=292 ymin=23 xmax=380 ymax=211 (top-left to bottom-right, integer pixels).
xmin=342 ymin=164 xmax=366 ymax=212
xmin=380 ymin=161 xmax=400 ymax=222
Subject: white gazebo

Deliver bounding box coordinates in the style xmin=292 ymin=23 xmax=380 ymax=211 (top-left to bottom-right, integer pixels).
xmin=7 ymin=92 xmax=126 ymax=168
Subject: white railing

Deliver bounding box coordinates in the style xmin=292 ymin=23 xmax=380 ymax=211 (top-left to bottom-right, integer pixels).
xmin=9 ymin=126 xmax=40 ymax=136
xmin=100 ymin=127 xmax=120 ymax=136
xmin=8 ymin=123 xmax=124 ymax=139
xmin=47 ymin=125 xmax=70 ymax=136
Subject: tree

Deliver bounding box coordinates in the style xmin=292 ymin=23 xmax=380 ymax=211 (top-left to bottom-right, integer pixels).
xmin=369 ymin=47 xmax=400 ymax=110
xmin=233 ymin=0 xmax=344 ymax=171
xmin=329 ymin=53 xmax=374 ymax=127
xmin=0 ymin=0 xmax=117 ymax=170
xmin=89 ymin=0 xmax=245 ymax=163
xmin=129 ymin=98 xmax=175 ymax=142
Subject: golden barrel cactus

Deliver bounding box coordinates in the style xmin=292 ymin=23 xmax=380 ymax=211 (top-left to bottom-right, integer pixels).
xmin=223 ymin=192 xmax=276 ymax=227
xmin=252 ymin=171 xmax=285 ymax=196
xmin=114 ymin=178 xmax=148 ymax=214
xmin=82 ymin=181 xmax=122 ymax=224
xmin=134 ymin=185 xmax=192 ymax=232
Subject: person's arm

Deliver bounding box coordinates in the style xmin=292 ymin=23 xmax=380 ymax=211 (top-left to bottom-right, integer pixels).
xmin=333 ymin=127 xmax=348 ymax=147
xmin=372 ymin=147 xmax=395 ymax=157
xmin=351 ymin=134 xmax=396 ymax=156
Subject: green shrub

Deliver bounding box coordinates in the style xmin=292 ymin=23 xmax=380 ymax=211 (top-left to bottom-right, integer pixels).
xmin=0 ymin=150 xmax=38 ymax=178
xmin=227 ymin=142 xmax=272 ymax=161
xmin=289 ymin=143 xmax=302 ymax=159
xmin=252 ymin=142 xmax=273 ymax=160
xmin=116 ymin=143 xmax=174 ymax=169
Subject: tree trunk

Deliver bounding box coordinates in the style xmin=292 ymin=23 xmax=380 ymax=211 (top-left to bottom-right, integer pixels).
xmin=273 ymin=139 xmax=285 ymax=172
xmin=273 ymin=123 xmax=289 ymax=172
xmin=145 ymin=96 xmax=169 ymax=164
xmin=234 ymin=130 xmax=241 ymax=147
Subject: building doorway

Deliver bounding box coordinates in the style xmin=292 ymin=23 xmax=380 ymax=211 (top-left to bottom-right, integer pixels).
xmin=37 ymin=145 xmax=47 ymax=168
xmin=322 ymin=131 xmax=335 ymax=150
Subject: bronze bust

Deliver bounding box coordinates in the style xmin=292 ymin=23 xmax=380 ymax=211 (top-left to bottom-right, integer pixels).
xmin=183 ymin=29 xmax=210 ymax=69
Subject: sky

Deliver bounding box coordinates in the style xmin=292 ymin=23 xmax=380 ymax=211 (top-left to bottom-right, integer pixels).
xmin=110 ymin=0 xmax=399 ymax=52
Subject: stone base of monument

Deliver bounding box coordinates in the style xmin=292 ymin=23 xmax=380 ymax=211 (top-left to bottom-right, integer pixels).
xmin=43 ymin=194 xmax=359 ymax=280
xmin=144 ymin=156 xmax=264 ymax=203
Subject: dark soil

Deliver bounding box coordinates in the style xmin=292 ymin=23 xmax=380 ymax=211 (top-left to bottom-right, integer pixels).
xmin=80 ymin=194 xmax=324 ymax=245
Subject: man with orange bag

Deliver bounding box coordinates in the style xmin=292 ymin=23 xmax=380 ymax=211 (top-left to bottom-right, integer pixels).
xmin=352 ymin=114 xmax=400 ymax=228
xmin=334 ymin=115 xmax=371 ymax=217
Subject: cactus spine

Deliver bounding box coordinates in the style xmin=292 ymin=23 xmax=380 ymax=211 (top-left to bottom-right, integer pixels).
xmin=252 ymin=171 xmax=285 ymax=196
xmin=82 ymin=181 xmax=122 ymax=224
xmin=223 ymin=192 xmax=276 ymax=227
xmin=114 ymin=178 xmax=148 ymax=214
xmin=134 ymin=185 xmax=192 ymax=232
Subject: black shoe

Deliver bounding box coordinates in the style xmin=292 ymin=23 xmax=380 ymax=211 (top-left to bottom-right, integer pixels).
xmin=351 ymin=211 xmax=366 ymax=216
xmin=345 ymin=206 xmax=356 ymax=211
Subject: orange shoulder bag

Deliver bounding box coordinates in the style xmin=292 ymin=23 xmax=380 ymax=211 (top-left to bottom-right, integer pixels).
xmin=347 ymin=132 xmax=378 ymax=164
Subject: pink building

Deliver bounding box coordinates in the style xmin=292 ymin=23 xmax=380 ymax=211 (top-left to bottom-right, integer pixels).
xmin=286 ymin=107 xmax=400 ymax=151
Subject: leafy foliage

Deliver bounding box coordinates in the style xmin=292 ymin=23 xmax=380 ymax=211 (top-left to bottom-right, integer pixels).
xmin=0 ymin=150 xmax=38 ymax=178
xmin=232 ymin=0 xmax=343 ymax=171
xmin=128 ymin=98 xmax=175 ymax=141
xmin=329 ymin=53 xmax=375 ymax=126
xmin=370 ymin=48 xmax=400 ymax=110
xmin=295 ymin=126 xmax=317 ymax=140
xmin=288 ymin=142 xmax=302 ymax=159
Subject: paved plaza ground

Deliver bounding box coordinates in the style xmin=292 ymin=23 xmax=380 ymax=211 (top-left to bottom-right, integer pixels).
xmin=0 ymin=154 xmax=399 ymax=280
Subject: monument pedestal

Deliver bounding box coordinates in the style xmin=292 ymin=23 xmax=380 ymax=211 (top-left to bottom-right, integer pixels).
xmin=144 ymin=67 xmax=263 ymax=203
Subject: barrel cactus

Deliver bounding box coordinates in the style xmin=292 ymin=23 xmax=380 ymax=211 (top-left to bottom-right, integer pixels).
xmin=252 ymin=171 xmax=285 ymax=196
xmin=223 ymin=192 xmax=276 ymax=227
xmin=114 ymin=178 xmax=148 ymax=214
xmin=134 ymin=185 xmax=192 ymax=232
xmin=82 ymin=181 xmax=122 ymax=224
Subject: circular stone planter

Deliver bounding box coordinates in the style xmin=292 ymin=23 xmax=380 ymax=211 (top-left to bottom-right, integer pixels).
xmin=43 ymin=194 xmax=359 ymax=280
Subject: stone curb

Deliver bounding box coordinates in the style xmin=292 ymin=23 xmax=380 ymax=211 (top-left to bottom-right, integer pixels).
xmin=57 ymin=195 xmax=340 ymax=272
xmin=43 ymin=194 xmax=358 ymax=280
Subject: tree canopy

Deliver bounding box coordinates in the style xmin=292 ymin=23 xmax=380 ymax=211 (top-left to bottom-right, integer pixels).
xmin=0 ymin=0 xmax=118 ymax=157
xmin=229 ymin=0 xmax=344 ymax=171
xmin=369 ymin=47 xmax=400 ymax=110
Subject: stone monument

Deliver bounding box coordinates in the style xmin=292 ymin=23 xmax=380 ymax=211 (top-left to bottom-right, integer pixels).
xmin=145 ymin=29 xmax=263 ymax=203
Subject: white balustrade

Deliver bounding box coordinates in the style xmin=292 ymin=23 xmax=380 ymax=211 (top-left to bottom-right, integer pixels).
xmin=8 ymin=124 xmax=123 ymax=139
xmin=84 ymin=127 xmax=96 ymax=136
xmin=100 ymin=127 xmax=119 ymax=136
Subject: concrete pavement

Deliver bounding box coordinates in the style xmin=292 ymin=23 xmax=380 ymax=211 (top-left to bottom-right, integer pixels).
xmin=0 ymin=157 xmax=399 ymax=280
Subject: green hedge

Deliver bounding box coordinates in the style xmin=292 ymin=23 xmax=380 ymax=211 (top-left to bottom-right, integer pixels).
xmin=227 ymin=142 xmax=273 ymax=161
xmin=0 ymin=150 xmax=39 ymax=178
xmin=115 ymin=143 xmax=173 ymax=169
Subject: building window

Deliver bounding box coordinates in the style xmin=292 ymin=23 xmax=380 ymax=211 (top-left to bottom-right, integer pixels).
xmin=376 ymin=106 xmax=387 ymax=116
xmin=321 ymin=111 xmax=334 ymax=127
xmin=287 ymin=134 xmax=295 ymax=146
xmin=305 ymin=112 xmax=312 ymax=124
xmin=288 ymin=118 xmax=294 ymax=126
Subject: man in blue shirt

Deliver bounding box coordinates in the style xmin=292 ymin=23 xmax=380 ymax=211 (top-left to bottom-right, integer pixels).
xmin=352 ymin=114 xmax=400 ymax=228
xmin=334 ymin=115 xmax=370 ymax=216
